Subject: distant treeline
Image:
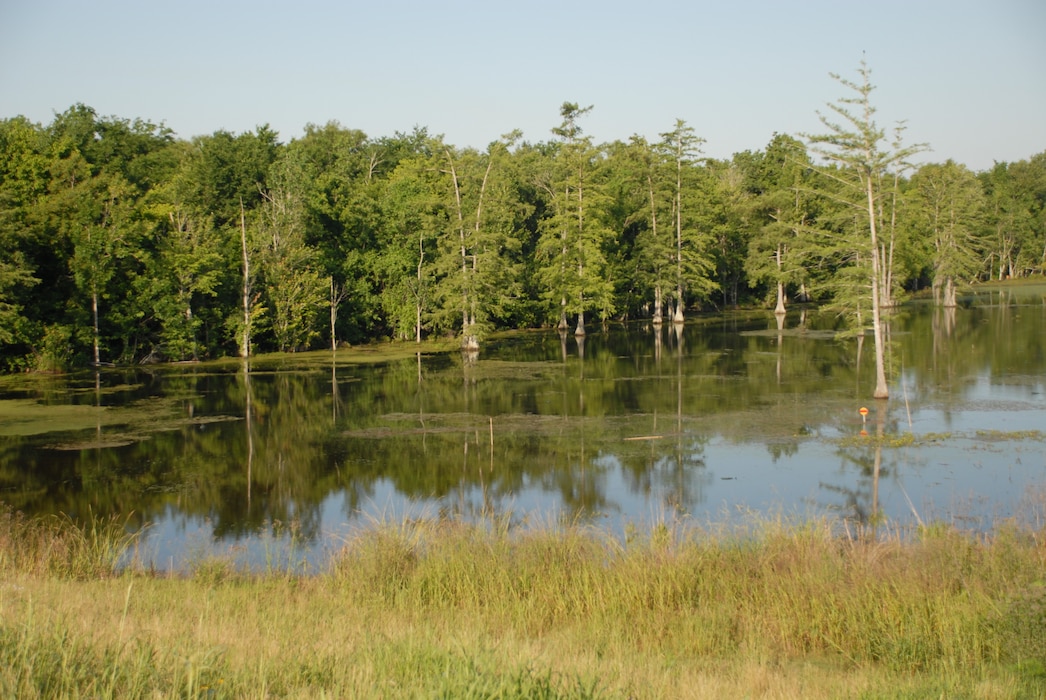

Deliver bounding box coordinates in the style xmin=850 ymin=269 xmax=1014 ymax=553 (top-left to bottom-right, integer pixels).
xmin=1 ymin=101 xmax=1043 ymax=370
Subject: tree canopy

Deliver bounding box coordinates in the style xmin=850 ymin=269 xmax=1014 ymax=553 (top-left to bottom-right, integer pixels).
xmin=1 ymin=89 xmax=1044 ymax=374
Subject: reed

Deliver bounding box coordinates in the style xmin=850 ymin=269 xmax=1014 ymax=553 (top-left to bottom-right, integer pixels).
xmin=1 ymin=505 xmax=1044 ymax=698
xmin=0 ymin=506 xmax=139 ymax=579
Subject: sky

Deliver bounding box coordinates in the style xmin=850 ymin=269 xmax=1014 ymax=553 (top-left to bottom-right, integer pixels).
xmin=1 ymin=0 xmax=1043 ymax=172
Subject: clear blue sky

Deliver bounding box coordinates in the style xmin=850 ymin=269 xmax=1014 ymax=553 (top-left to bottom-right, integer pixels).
xmin=2 ymin=0 xmax=1043 ymax=172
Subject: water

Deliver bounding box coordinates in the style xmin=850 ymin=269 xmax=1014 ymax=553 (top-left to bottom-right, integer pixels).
xmin=1 ymin=287 xmax=1044 ymax=571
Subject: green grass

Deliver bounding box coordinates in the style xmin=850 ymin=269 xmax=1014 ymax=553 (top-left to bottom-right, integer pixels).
xmin=2 ymin=506 xmax=1045 ymax=698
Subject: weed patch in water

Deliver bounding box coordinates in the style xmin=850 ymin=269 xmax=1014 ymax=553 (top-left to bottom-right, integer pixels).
xmin=0 ymin=399 xmax=109 ymax=437
xmin=831 ymin=428 xmax=1044 ymax=450
xmin=975 ymin=429 xmax=1045 ymax=442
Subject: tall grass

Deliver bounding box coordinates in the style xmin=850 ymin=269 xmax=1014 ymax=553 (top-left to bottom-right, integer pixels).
xmin=0 ymin=507 xmax=139 ymax=579
xmin=327 ymin=514 xmax=1046 ymax=670
xmin=1 ymin=505 xmax=1045 ymax=698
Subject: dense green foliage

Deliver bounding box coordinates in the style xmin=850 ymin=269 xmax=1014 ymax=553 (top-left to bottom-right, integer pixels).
xmin=2 ymin=88 xmax=1044 ymax=370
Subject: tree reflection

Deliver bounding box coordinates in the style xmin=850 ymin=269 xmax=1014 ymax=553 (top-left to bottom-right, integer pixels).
xmin=244 ymin=359 xmax=253 ymax=510
xmin=822 ymin=402 xmax=892 ymax=530
xmin=2 ymin=294 xmax=1044 ymax=564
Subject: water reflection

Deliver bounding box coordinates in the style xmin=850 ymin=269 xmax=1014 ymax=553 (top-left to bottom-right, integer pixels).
xmin=1 ymin=289 xmax=1045 ymax=569
xmin=825 ymin=402 xmax=887 ymax=529
xmin=243 ymin=359 xmax=254 ymax=509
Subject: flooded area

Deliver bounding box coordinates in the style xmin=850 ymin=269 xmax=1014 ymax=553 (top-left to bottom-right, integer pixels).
xmin=1 ymin=285 xmax=1044 ymax=571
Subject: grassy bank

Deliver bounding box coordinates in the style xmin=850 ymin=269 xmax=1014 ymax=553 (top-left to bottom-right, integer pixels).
xmin=2 ymin=508 xmax=1045 ymax=698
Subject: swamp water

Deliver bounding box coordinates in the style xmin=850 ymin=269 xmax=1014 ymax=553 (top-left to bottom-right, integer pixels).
xmin=1 ymin=287 xmax=1044 ymax=571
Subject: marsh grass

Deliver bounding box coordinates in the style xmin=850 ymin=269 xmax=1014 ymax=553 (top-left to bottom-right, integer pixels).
xmin=0 ymin=507 xmax=140 ymax=579
xmin=2 ymin=505 xmax=1046 ymax=698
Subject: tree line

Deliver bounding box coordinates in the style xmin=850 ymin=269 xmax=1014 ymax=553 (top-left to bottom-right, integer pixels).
xmin=1 ymin=66 xmax=1044 ymax=372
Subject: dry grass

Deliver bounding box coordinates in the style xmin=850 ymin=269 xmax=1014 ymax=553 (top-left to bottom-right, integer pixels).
xmin=2 ymin=506 xmax=1045 ymax=698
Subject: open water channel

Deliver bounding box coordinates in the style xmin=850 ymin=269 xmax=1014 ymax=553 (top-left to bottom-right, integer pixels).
xmin=1 ymin=285 xmax=1044 ymax=571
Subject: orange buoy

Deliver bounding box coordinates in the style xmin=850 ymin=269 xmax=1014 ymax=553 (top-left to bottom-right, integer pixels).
xmin=858 ymin=407 xmax=869 ymax=417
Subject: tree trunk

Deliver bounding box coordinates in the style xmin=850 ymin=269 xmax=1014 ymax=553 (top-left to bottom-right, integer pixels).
xmin=673 ymin=294 xmax=684 ymax=324
xmin=674 ymin=136 xmax=685 ymax=324
xmin=444 ymin=150 xmax=478 ymax=352
xmin=883 ymin=237 xmax=895 ymax=308
xmin=866 ymin=181 xmax=889 ymax=400
xmin=186 ymin=303 xmax=197 ymax=361
xmin=329 ymin=277 xmax=338 ymax=353
xmin=91 ymin=286 xmax=100 ymax=366
xmin=239 ymin=200 xmax=251 ymax=359
xmin=416 ymin=232 xmax=424 ymax=343
xmin=774 ymin=243 xmax=787 ymax=315
xmin=943 ymin=277 xmax=958 ymax=308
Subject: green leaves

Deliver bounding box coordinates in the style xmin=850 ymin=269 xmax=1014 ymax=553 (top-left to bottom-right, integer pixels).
xmin=909 ymin=160 xmax=988 ymax=306
xmin=0 ymin=97 xmax=1043 ymax=369
xmin=534 ymin=104 xmax=617 ymax=330
xmin=742 ymin=134 xmax=819 ymax=311
xmin=802 ymin=60 xmax=930 ymax=399
xmin=257 ymin=150 xmax=327 ymax=352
